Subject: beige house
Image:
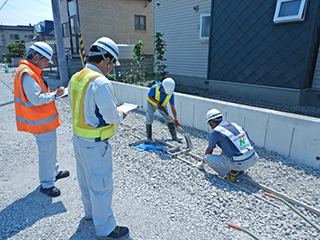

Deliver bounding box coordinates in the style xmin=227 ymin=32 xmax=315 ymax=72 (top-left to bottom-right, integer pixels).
xmin=0 ymin=25 xmax=34 ymax=47
xmin=59 ymin=0 xmax=153 ymax=57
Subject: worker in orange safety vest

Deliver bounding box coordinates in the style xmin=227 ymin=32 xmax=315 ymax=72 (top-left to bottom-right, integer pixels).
xmin=14 ymin=42 xmax=69 ymax=197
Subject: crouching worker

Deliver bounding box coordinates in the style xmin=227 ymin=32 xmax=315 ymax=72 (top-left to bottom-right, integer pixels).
xmin=146 ymin=77 xmax=182 ymax=143
xmin=197 ymin=109 xmax=259 ymax=182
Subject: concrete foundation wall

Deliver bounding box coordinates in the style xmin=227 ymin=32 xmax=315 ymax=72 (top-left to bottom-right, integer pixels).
xmin=112 ymin=81 xmax=320 ymax=169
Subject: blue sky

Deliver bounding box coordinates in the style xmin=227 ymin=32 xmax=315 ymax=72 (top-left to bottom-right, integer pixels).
xmin=0 ymin=0 xmax=53 ymax=26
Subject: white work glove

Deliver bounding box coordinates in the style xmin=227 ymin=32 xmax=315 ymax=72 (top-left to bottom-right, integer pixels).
xmin=197 ymin=161 xmax=205 ymax=170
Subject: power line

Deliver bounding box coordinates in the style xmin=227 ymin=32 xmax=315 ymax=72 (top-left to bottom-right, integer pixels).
xmin=6 ymin=2 xmax=39 ymax=21
xmin=0 ymin=8 xmax=35 ymax=23
xmin=0 ymin=0 xmax=9 ymax=11
xmin=35 ymin=0 xmax=50 ymax=7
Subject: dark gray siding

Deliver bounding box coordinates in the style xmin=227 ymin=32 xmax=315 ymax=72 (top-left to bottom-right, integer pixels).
xmin=208 ymin=0 xmax=320 ymax=90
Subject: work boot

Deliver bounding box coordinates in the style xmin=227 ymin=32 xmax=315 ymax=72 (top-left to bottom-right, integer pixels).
xmin=40 ymin=186 xmax=61 ymax=197
xmin=97 ymin=226 xmax=130 ymax=239
xmin=146 ymin=124 xmax=156 ymax=144
xmin=55 ymin=170 xmax=70 ymax=182
xmin=225 ymin=170 xmax=244 ymax=182
xmin=167 ymin=122 xmax=183 ymax=142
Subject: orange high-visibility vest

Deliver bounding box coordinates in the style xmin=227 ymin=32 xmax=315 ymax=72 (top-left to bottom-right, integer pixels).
xmin=147 ymin=82 xmax=172 ymax=107
xmin=14 ymin=60 xmax=61 ymax=134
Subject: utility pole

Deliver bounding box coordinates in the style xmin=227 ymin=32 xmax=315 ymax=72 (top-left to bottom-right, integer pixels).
xmin=51 ymin=0 xmax=69 ymax=86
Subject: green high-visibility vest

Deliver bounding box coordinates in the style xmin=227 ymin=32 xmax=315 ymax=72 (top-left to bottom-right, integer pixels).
xmin=70 ymin=68 xmax=117 ymax=140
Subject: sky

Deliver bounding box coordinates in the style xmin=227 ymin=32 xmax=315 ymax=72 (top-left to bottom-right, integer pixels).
xmin=0 ymin=0 xmax=53 ymax=26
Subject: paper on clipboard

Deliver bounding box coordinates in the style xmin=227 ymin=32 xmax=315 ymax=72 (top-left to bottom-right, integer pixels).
xmin=56 ymin=87 xmax=68 ymax=99
xmin=117 ymin=103 xmax=139 ymax=113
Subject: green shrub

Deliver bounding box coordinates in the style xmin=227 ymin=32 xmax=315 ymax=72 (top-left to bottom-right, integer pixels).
xmin=3 ymin=40 xmax=26 ymax=63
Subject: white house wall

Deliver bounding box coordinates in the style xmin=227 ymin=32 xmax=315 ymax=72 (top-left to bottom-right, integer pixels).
xmin=153 ymin=0 xmax=211 ymax=78
xmin=113 ymin=81 xmax=320 ymax=169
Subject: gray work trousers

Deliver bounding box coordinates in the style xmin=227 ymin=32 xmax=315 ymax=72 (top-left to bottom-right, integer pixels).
xmin=34 ymin=129 xmax=60 ymax=189
xmin=205 ymin=152 xmax=259 ymax=177
xmin=146 ymin=101 xmax=171 ymax=125
xmin=73 ymin=134 xmax=116 ymax=237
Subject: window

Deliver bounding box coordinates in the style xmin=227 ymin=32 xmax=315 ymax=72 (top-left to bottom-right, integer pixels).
xmin=10 ymin=34 xmax=19 ymax=40
xmin=200 ymin=13 xmax=210 ymax=41
xmin=62 ymin=22 xmax=70 ymax=37
xmin=68 ymin=0 xmax=77 ymax=17
xmin=135 ymin=15 xmax=146 ymax=30
xmin=24 ymin=34 xmax=33 ymax=39
xmin=69 ymin=16 xmax=78 ymax=35
xmin=273 ymin=0 xmax=308 ymax=24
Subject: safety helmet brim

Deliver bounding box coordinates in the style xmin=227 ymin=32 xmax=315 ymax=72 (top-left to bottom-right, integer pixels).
xmin=162 ymin=78 xmax=175 ymax=95
xmin=206 ymin=109 xmax=222 ymax=123
xmin=91 ymin=37 xmax=120 ymax=66
xmin=29 ymin=42 xmax=54 ymax=63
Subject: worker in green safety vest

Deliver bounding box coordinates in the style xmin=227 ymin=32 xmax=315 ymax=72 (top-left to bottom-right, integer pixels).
xmin=68 ymin=37 xmax=129 ymax=240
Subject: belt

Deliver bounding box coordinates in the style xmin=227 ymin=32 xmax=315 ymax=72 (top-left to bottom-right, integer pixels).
xmin=232 ymin=151 xmax=255 ymax=162
xmin=94 ymin=137 xmax=109 ymax=142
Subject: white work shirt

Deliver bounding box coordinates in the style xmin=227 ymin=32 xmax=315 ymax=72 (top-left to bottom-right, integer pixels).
xmin=68 ymin=64 xmax=123 ymax=142
xmin=22 ymin=73 xmax=56 ymax=106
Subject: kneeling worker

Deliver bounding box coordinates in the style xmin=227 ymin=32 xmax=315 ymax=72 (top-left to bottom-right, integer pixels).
xmin=146 ymin=78 xmax=182 ymax=143
xmin=198 ymin=109 xmax=259 ymax=182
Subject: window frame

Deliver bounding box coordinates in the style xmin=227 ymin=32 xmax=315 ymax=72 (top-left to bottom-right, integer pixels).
xmin=62 ymin=22 xmax=70 ymax=37
xmin=134 ymin=15 xmax=146 ymax=31
xmin=10 ymin=34 xmax=19 ymax=40
xmin=199 ymin=13 xmax=211 ymax=41
xmin=273 ymin=0 xmax=308 ymax=24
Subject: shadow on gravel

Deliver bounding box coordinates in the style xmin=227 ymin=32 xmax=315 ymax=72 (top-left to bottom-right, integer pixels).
xmin=202 ymin=171 xmax=259 ymax=195
xmin=0 ymin=186 xmax=67 ymax=239
xmin=69 ymin=218 xmax=96 ymax=240
xmin=69 ymin=218 xmax=133 ymax=240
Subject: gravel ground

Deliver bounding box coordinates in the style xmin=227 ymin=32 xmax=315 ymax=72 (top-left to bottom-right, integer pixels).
xmin=1 ymin=65 xmax=320 ymax=240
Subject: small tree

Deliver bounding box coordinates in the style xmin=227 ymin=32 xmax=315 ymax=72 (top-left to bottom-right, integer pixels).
xmin=131 ymin=39 xmax=146 ymax=82
xmin=3 ymin=40 xmax=26 ymax=63
xmin=154 ymin=32 xmax=168 ymax=81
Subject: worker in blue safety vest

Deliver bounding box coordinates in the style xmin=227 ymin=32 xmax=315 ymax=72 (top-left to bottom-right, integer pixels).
xmin=197 ymin=108 xmax=259 ymax=182
xmin=68 ymin=37 xmax=129 ymax=240
xmin=146 ymin=77 xmax=182 ymax=143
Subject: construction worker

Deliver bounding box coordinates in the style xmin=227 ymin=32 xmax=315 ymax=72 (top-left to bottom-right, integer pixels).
xmin=14 ymin=42 xmax=69 ymax=197
xmin=68 ymin=37 xmax=129 ymax=240
xmin=146 ymin=78 xmax=182 ymax=143
xmin=197 ymin=109 xmax=259 ymax=182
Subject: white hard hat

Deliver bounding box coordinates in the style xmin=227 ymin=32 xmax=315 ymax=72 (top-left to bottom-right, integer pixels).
xmin=29 ymin=42 xmax=53 ymax=64
xmin=206 ymin=109 xmax=222 ymax=123
xmin=162 ymin=78 xmax=175 ymax=95
xmin=90 ymin=37 xmax=120 ymax=66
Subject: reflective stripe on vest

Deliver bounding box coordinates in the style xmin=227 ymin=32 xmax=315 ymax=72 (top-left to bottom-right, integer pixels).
xmin=70 ymin=68 xmax=117 ymax=140
xmin=147 ymin=83 xmax=172 ymax=107
xmin=215 ymin=122 xmax=254 ymax=161
xmin=14 ymin=60 xmax=61 ymax=134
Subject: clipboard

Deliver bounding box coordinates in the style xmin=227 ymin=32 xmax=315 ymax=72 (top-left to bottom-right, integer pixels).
xmin=56 ymin=87 xmax=68 ymax=99
xmin=117 ymin=103 xmax=139 ymax=113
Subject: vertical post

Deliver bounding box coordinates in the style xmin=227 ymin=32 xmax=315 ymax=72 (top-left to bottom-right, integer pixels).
xmin=51 ymin=0 xmax=69 ymax=86
xmin=78 ymin=30 xmax=87 ymax=66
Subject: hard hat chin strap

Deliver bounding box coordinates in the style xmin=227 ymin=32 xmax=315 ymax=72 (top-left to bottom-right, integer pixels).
xmin=97 ymin=47 xmax=112 ymax=74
